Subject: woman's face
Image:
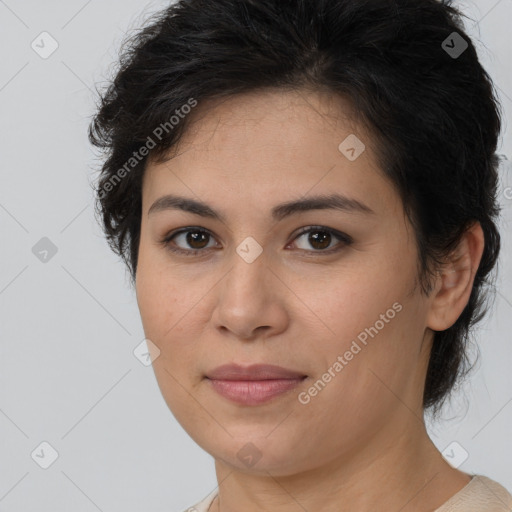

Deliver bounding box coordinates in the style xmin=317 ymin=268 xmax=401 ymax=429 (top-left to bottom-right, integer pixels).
xmin=136 ymin=89 xmax=435 ymax=475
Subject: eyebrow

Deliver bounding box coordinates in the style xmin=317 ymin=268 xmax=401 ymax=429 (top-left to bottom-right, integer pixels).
xmin=147 ymin=193 xmax=375 ymax=221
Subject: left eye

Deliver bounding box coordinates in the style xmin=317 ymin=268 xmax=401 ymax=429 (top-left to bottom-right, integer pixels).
xmin=291 ymin=226 xmax=352 ymax=252
xmin=160 ymin=226 xmax=353 ymax=256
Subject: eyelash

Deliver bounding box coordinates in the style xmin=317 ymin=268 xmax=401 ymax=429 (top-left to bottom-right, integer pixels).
xmin=159 ymin=225 xmax=353 ymax=257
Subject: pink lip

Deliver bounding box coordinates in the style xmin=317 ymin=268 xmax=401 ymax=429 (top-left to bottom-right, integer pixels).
xmin=206 ymin=363 xmax=306 ymax=380
xmin=205 ymin=363 xmax=307 ymax=405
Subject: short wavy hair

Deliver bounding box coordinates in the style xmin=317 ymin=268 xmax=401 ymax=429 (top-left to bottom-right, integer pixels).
xmin=88 ymin=0 xmax=503 ymax=417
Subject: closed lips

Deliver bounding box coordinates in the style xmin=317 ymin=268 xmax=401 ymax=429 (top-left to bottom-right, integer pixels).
xmin=206 ymin=363 xmax=307 ymax=381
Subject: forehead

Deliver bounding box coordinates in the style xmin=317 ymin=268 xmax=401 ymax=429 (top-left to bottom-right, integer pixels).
xmin=142 ymin=88 xmax=399 ymax=219
xmin=166 ymin=88 xmax=362 ymax=156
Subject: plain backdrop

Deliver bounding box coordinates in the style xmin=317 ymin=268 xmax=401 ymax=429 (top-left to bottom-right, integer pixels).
xmin=0 ymin=1 xmax=511 ymax=511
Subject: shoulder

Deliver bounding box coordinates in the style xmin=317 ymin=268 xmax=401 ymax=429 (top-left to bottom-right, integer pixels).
xmin=177 ymin=477 xmax=512 ymax=512
xmin=179 ymin=488 xmax=218 ymax=512
xmin=436 ymin=474 xmax=512 ymax=512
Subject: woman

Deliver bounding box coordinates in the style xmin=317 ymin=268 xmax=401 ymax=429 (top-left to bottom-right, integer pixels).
xmin=89 ymin=0 xmax=512 ymax=510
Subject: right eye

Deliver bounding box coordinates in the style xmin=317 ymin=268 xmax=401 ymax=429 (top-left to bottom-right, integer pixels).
xmin=160 ymin=227 xmax=219 ymax=256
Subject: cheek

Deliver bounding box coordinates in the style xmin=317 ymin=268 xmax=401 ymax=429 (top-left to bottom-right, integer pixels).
xmin=136 ymin=265 xmax=203 ymax=420
xmin=304 ymin=261 xmax=423 ymax=401
xmin=136 ymin=274 xmax=193 ymax=350
xmin=307 ymin=266 xmax=404 ymax=344
xmin=136 ymin=239 xmax=185 ymax=336
xmin=135 ymin=247 xmax=210 ymax=371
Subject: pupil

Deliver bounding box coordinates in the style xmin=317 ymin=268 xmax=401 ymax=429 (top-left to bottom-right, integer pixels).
xmin=187 ymin=231 xmax=208 ymax=249
xmin=310 ymin=231 xmax=330 ymax=249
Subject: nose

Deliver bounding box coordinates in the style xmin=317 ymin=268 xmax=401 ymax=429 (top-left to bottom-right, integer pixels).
xmin=210 ymin=248 xmax=289 ymax=341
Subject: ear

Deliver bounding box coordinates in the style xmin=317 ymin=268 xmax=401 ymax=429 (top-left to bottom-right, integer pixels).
xmin=426 ymin=222 xmax=485 ymax=332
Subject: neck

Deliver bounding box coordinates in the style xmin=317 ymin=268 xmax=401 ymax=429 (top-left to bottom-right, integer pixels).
xmin=210 ymin=414 xmax=471 ymax=512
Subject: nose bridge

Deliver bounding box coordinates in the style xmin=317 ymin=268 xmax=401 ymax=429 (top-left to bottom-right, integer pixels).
xmin=224 ymin=235 xmax=270 ymax=300
xmin=211 ymin=236 xmax=286 ymax=338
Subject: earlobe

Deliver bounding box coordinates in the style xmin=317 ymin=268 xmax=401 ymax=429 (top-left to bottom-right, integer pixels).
xmin=426 ymin=222 xmax=485 ymax=332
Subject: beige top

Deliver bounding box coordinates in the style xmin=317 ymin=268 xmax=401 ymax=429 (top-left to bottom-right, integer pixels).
xmin=182 ymin=475 xmax=512 ymax=512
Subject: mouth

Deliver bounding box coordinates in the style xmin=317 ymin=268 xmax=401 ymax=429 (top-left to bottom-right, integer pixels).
xmin=204 ymin=363 xmax=308 ymax=406
xmin=205 ymin=376 xmax=307 ymax=406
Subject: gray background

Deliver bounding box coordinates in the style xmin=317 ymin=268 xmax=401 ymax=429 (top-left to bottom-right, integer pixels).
xmin=0 ymin=1 xmax=511 ymax=511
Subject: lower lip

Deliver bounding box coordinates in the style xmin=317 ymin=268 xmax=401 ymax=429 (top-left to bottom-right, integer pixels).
xmin=206 ymin=377 xmax=306 ymax=405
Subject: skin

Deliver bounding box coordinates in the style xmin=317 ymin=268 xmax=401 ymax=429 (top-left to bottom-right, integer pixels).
xmin=135 ymin=89 xmax=484 ymax=512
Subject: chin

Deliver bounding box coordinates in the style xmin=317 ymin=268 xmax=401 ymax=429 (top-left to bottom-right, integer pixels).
xmin=202 ymin=431 xmax=310 ymax=473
